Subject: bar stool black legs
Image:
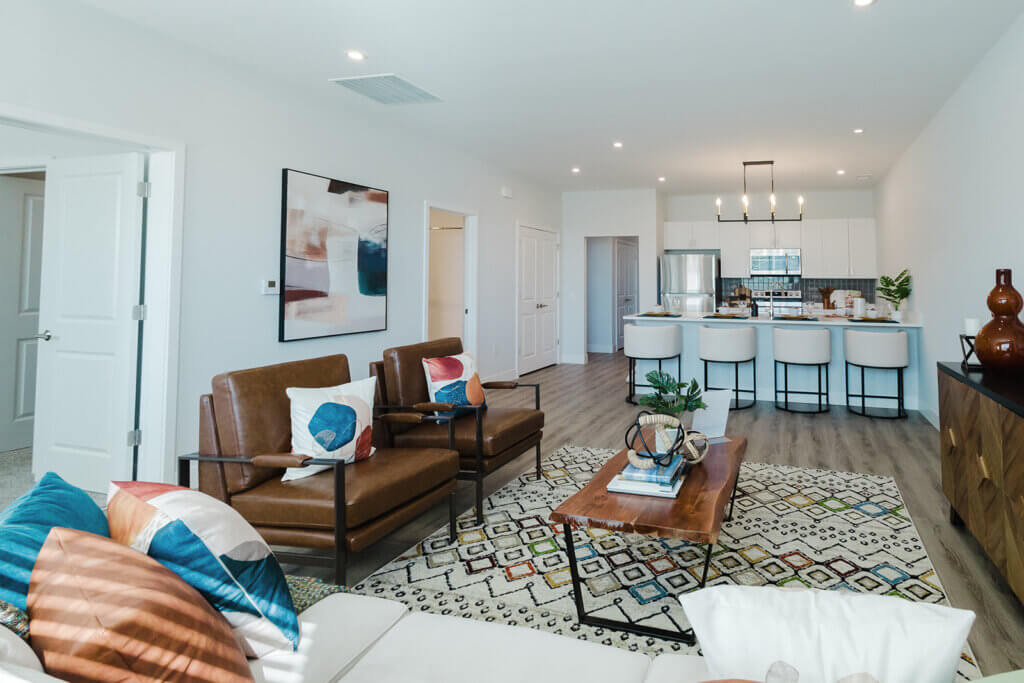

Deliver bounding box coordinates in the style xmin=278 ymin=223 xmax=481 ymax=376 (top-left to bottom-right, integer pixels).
xmin=703 ymin=358 xmax=756 ymax=410
xmin=626 ymin=354 xmax=682 ymax=405
xmin=773 ymin=361 xmax=830 ymax=414
xmin=844 ymin=362 xmax=907 ymax=419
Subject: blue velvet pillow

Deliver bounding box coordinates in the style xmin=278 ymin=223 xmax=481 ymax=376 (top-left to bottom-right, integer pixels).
xmin=0 ymin=472 xmax=109 ymax=609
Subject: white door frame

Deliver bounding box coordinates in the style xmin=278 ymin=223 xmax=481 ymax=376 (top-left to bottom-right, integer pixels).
xmin=0 ymin=104 xmax=186 ymax=485
xmin=514 ymin=221 xmax=560 ymax=378
xmin=421 ymin=201 xmax=479 ymax=360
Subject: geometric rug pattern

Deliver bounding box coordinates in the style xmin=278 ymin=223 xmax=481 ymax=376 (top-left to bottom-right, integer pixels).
xmin=352 ymin=444 xmax=981 ymax=680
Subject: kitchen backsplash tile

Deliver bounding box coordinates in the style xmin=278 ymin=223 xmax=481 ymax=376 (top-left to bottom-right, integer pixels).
xmin=722 ymin=277 xmax=876 ymax=302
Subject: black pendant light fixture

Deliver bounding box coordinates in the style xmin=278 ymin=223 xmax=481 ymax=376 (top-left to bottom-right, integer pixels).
xmin=716 ymin=160 xmax=803 ymax=224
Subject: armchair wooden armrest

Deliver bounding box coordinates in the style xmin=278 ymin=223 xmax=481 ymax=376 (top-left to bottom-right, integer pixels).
xmin=380 ymin=412 xmax=425 ymax=425
xmin=412 ymin=402 xmax=457 ymax=413
xmin=482 ymin=381 xmax=541 ymax=410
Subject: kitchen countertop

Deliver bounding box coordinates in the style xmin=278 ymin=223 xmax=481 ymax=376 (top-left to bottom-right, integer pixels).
xmin=624 ymin=312 xmax=922 ymax=328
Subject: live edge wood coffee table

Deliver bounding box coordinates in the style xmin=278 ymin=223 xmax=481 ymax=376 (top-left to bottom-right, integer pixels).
xmin=549 ymin=431 xmax=747 ymax=645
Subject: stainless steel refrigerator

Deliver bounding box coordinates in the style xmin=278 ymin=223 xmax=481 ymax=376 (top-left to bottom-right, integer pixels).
xmin=660 ymin=251 xmax=719 ymax=314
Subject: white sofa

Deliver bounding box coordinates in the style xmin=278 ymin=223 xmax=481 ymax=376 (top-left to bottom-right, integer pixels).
xmin=256 ymin=592 xmax=709 ymax=683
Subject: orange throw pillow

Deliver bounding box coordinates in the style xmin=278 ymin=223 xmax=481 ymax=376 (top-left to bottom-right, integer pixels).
xmin=26 ymin=527 xmax=253 ymax=683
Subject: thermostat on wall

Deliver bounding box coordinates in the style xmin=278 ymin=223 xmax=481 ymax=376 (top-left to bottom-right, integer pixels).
xmin=261 ymin=279 xmax=280 ymax=295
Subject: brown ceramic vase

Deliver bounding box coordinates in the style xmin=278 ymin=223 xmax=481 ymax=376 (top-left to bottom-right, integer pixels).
xmin=975 ymin=268 xmax=1024 ymax=371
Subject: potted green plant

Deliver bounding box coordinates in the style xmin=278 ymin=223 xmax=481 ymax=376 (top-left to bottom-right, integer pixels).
xmin=638 ymin=371 xmax=707 ymax=452
xmin=878 ymin=269 xmax=912 ymax=321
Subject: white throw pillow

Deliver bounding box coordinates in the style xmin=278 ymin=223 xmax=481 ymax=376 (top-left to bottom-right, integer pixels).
xmin=284 ymin=377 xmax=376 ymax=481
xmin=679 ymin=585 xmax=974 ymax=683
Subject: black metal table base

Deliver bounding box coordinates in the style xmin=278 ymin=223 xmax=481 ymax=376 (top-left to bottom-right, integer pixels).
xmin=562 ymin=521 xmax=714 ymax=645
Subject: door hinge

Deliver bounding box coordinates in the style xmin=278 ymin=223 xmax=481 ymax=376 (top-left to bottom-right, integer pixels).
xmin=136 ymin=181 xmax=152 ymax=198
xmin=127 ymin=429 xmax=142 ymax=447
xmin=132 ymin=304 xmax=147 ymax=321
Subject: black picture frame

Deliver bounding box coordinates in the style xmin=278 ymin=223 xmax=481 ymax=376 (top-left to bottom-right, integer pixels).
xmin=279 ymin=168 xmax=389 ymax=342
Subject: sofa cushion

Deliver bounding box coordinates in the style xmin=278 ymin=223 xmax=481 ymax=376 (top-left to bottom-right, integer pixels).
xmin=0 ymin=623 xmax=41 ymax=672
xmin=27 ymin=527 xmax=253 ymax=683
xmin=108 ymin=481 xmax=298 ymax=657
xmin=284 ymin=377 xmax=378 ymax=481
xmin=0 ymin=664 xmax=64 ymax=681
xmin=680 ymin=585 xmax=975 ymax=683
xmin=643 ymin=655 xmax=711 ymax=683
xmin=232 ymin=447 xmax=458 ymax=529
xmin=0 ymin=472 xmax=109 ymax=610
xmin=340 ymin=611 xmax=650 ymax=683
xmin=393 ymin=408 xmax=544 ymax=457
xmin=250 ymin=593 xmax=407 ymax=683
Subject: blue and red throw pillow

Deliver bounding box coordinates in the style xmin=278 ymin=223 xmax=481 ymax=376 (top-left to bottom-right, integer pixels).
xmin=422 ymin=353 xmax=486 ymax=413
xmin=0 ymin=472 xmax=108 ymax=611
xmin=107 ymin=481 xmax=299 ymax=657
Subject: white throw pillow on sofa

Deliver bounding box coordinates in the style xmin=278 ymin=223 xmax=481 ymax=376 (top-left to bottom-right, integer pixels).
xmin=679 ymin=585 xmax=974 ymax=683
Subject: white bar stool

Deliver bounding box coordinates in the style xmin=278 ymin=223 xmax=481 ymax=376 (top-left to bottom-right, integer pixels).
xmin=623 ymin=324 xmax=683 ymax=404
xmin=699 ymin=326 xmax=757 ymax=410
xmin=843 ymin=329 xmax=909 ymax=419
xmin=773 ymin=327 xmax=831 ymax=414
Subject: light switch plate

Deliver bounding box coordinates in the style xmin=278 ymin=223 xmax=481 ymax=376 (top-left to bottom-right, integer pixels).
xmin=261 ymin=278 xmax=279 ymax=295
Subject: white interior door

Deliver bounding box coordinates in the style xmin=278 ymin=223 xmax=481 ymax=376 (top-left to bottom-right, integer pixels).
xmin=615 ymin=239 xmax=638 ymax=349
xmin=518 ymin=226 xmax=558 ymax=375
xmin=32 ymin=154 xmax=146 ymax=492
xmin=0 ymin=176 xmax=45 ymax=453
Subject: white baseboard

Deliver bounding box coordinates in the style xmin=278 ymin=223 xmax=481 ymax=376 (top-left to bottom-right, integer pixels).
xmin=561 ymin=352 xmax=587 ymax=365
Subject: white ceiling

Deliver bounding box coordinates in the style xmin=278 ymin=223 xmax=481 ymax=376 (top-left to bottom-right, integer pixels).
xmin=76 ymin=0 xmax=1024 ymax=193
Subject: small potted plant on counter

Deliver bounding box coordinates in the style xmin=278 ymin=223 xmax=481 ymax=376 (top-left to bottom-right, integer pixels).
xmin=878 ymin=269 xmax=912 ymax=322
xmin=638 ymin=371 xmax=707 ymax=452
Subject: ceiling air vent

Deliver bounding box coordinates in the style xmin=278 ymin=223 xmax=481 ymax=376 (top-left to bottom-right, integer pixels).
xmin=329 ymin=73 xmax=441 ymax=105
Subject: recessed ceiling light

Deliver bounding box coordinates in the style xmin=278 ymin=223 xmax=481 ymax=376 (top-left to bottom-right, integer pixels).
xmin=612 ymin=141 xmax=623 ymax=149
xmin=836 ymin=169 xmax=846 ymax=175
xmin=853 ymin=0 xmax=876 ymax=7
xmin=853 ymin=128 xmax=865 ymax=135
xmin=657 ymin=176 xmax=666 ymax=183
xmin=571 ymin=167 xmax=581 ymax=174
xmin=346 ymin=49 xmax=366 ymax=61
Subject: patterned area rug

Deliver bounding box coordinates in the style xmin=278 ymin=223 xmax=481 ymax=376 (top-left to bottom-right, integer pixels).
xmin=351 ymin=444 xmax=981 ymax=679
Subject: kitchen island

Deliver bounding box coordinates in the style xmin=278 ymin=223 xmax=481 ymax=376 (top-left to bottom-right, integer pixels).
xmin=623 ymin=313 xmax=922 ymax=411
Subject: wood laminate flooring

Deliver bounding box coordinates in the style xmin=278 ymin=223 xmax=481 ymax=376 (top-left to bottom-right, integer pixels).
xmin=294 ymin=351 xmax=1024 ymax=675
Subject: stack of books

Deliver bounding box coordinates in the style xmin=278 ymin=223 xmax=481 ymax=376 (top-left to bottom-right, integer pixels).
xmin=606 ymin=452 xmax=687 ymax=498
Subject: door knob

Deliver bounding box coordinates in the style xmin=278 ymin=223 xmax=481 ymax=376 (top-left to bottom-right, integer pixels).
xmin=35 ymin=330 xmax=52 ymax=341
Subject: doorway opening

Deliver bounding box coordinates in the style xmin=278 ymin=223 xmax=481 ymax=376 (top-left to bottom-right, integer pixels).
xmin=0 ymin=115 xmax=183 ymax=499
xmin=585 ymin=236 xmax=638 ymax=358
xmin=422 ymin=203 xmax=478 ymax=359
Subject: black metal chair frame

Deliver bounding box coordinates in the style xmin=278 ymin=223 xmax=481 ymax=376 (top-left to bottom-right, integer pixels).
xmin=625 ymin=354 xmax=682 ymax=405
xmin=844 ymin=361 xmax=907 ymax=419
xmin=703 ymin=357 xmax=757 ymax=410
xmin=178 ymin=410 xmax=459 ymax=586
xmin=773 ymin=360 xmax=830 ymax=414
xmin=381 ymin=382 xmax=542 ymax=526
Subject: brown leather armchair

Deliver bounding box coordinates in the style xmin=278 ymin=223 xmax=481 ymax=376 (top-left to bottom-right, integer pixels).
xmin=178 ymin=354 xmax=460 ymax=585
xmin=372 ymin=338 xmax=544 ymax=524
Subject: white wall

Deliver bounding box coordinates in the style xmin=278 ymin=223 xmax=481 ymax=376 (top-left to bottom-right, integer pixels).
xmin=876 ymin=13 xmax=1024 ymax=425
xmin=427 ymin=209 xmax=465 ymax=341
xmin=561 ymin=189 xmax=658 ymax=363
xmin=0 ymin=0 xmax=560 ymax=458
xmin=666 ymin=190 xmax=875 ymax=222
xmin=585 ymin=238 xmax=615 ymax=353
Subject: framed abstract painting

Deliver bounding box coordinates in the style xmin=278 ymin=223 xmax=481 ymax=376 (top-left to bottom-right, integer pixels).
xmin=279 ymin=169 xmax=388 ymax=341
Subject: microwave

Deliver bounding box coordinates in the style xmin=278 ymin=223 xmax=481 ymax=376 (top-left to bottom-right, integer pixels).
xmin=750 ymin=248 xmax=801 ymax=276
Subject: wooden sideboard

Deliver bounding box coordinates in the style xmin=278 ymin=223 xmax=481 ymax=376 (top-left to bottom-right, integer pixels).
xmin=938 ymin=362 xmax=1024 ymax=603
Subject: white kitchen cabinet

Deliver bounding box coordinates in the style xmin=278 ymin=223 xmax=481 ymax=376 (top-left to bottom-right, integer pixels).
xmin=847 ymin=218 xmax=878 ymax=278
xmin=663 ymin=221 xmax=690 ymax=250
xmin=819 ymin=219 xmax=851 ymax=277
xmin=690 ymin=221 xmax=719 ymax=249
xmin=800 ymin=219 xmax=824 ymax=277
xmin=719 ymin=223 xmax=749 ymax=278
xmin=749 ymin=224 xmax=774 ymax=249
xmin=774 ymin=223 xmax=801 ymax=249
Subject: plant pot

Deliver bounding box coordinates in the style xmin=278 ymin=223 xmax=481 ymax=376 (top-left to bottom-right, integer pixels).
xmin=891 ymin=310 xmax=903 ymax=322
